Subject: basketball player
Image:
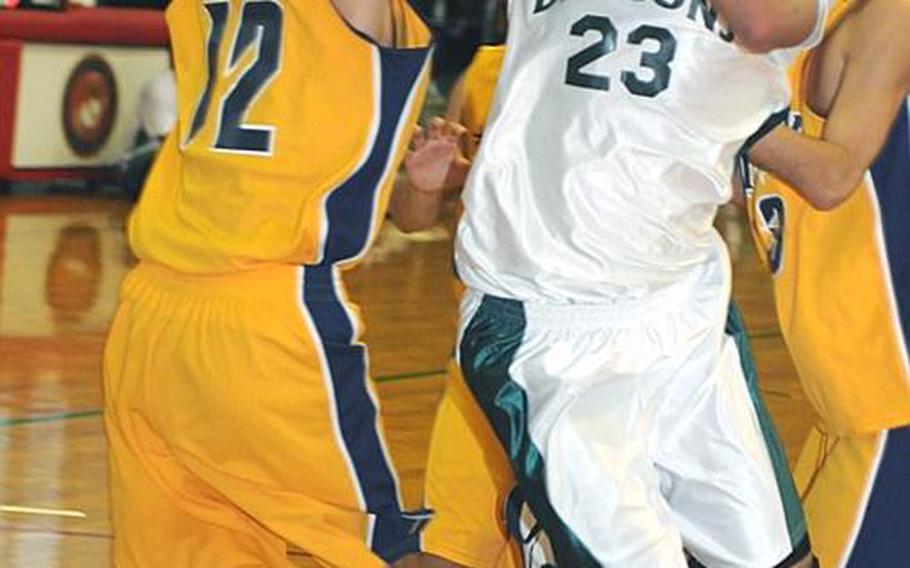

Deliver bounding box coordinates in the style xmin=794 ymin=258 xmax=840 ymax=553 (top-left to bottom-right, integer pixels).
xmin=103 ymin=1 xmax=434 ymax=566
xmin=448 ymin=0 xmax=834 ymax=566
xmin=743 ymin=1 xmax=910 ymax=565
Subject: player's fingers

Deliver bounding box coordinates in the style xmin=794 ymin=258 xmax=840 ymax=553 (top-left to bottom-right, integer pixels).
xmin=447 ymin=122 xmax=468 ymax=143
xmin=410 ymin=125 xmax=426 ymax=150
xmin=437 ymin=120 xmax=452 ymax=140
xmin=427 ymin=116 xmax=446 ymax=140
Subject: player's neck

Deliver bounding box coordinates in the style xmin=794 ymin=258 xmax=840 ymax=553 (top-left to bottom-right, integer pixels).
xmin=331 ymin=0 xmax=397 ymax=48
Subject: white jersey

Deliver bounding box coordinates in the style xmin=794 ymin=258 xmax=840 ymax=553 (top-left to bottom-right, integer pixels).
xmin=456 ymin=0 xmax=828 ymax=304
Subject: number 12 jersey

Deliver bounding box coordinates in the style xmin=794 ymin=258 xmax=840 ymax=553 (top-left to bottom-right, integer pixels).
xmin=130 ymin=0 xmax=433 ymax=274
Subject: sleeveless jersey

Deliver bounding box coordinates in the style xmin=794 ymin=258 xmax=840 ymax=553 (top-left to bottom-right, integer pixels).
xmin=460 ymin=44 xmax=506 ymax=151
xmin=455 ymin=0 xmax=829 ymax=304
xmin=129 ymin=0 xmax=433 ymax=273
xmin=747 ymin=2 xmax=910 ymax=434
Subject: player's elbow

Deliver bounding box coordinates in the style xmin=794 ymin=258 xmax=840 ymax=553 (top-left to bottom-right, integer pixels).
xmin=807 ymin=188 xmax=850 ymax=211
xmin=804 ymin=165 xmax=864 ymax=212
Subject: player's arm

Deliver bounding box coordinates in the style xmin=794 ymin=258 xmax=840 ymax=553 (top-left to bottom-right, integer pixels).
xmin=390 ymin=74 xmax=471 ymax=233
xmin=747 ymin=127 xmax=861 ymax=210
xmin=390 ymin=117 xmax=471 ymax=233
xmin=750 ymin=0 xmax=910 ymax=210
xmin=332 ymin=0 xmax=395 ymax=47
xmin=712 ymin=0 xmax=827 ymax=52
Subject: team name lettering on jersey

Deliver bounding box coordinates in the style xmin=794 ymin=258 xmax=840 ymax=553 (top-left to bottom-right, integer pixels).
xmin=534 ymin=0 xmax=734 ymax=43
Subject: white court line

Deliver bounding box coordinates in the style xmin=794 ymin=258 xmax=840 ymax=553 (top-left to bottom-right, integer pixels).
xmin=0 ymin=505 xmax=87 ymax=519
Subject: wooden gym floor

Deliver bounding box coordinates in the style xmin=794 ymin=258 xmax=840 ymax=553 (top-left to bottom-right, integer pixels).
xmin=0 ymin=195 xmax=817 ymax=567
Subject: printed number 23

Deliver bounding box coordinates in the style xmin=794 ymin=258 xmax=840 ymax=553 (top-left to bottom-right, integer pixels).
xmin=566 ymin=15 xmax=677 ymax=98
xmin=186 ymin=0 xmax=283 ymax=155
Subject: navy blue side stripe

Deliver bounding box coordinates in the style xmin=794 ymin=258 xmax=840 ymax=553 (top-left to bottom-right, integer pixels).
xmin=303 ymin=47 xmax=431 ymax=562
xmin=303 ymin=264 xmax=417 ymax=561
xmin=846 ymin=425 xmax=910 ymax=567
xmin=320 ymin=48 xmax=429 ymax=266
xmin=870 ymin=101 xmax=910 ymax=354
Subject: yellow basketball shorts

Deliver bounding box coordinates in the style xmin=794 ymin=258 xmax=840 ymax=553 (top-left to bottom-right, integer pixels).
xmin=103 ymin=262 xmax=428 ymax=567
xmin=794 ymin=423 xmax=910 ymax=568
xmin=422 ymin=361 xmax=521 ymax=568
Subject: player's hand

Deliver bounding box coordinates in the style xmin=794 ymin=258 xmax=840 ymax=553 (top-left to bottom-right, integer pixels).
xmin=404 ymin=117 xmax=471 ymax=194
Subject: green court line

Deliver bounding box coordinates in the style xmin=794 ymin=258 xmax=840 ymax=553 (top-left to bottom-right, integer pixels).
xmin=374 ymin=368 xmax=447 ymax=383
xmin=0 ymin=410 xmax=102 ymax=428
xmin=0 ymin=368 xmax=448 ymax=429
xmin=10 ymin=345 xmax=805 ymax=428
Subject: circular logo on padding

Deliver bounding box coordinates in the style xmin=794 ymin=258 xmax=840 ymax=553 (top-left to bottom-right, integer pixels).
xmin=62 ymin=55 xmax=118 ymax=157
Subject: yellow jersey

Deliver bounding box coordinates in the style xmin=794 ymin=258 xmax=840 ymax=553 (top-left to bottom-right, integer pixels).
xmin=459 ymin=44 xmax=505 ymax=155
xmin=129 ymin=0 xmax=433 ymax=273
xmin=747 ymin=1 xmax=910 ymax=434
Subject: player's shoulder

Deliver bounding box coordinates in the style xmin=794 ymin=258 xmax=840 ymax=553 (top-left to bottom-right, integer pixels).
xmin=845 ymin=0 xmax=910 ymax=78
xmin=463 ymin=44 xmax=506 ymax=89
xmin=849 ymin=0 xmax=910 ymax=41
xmin=470 ymin=44 xmax=506 ymax=69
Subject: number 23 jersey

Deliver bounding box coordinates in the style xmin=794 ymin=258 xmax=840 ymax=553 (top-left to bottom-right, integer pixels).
xmin=129 ymin=0 xmax=432 ymax=273
xmin=456 ymin=0 xmax=828 ymax=303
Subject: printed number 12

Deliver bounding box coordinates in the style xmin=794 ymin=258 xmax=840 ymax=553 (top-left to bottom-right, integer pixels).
xmin=186 ymin=0 xmax=283 ymax=155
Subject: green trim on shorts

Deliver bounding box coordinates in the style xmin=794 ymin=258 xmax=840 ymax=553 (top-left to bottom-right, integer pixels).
xmin=459 ymin=295 xmax=599 ymax=567
xmin=726 ymin=302 xmax=807 ymax=549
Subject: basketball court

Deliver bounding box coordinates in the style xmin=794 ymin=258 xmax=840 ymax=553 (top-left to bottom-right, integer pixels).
xmin=0 ymin=193 xmax=818 ymax=566
xmin=0 ymin=2 xmax=824 ymax=566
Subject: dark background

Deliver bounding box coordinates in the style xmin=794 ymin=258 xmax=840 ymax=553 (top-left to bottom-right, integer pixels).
xmin=413 ymin=0 xmax=507 ymax=93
